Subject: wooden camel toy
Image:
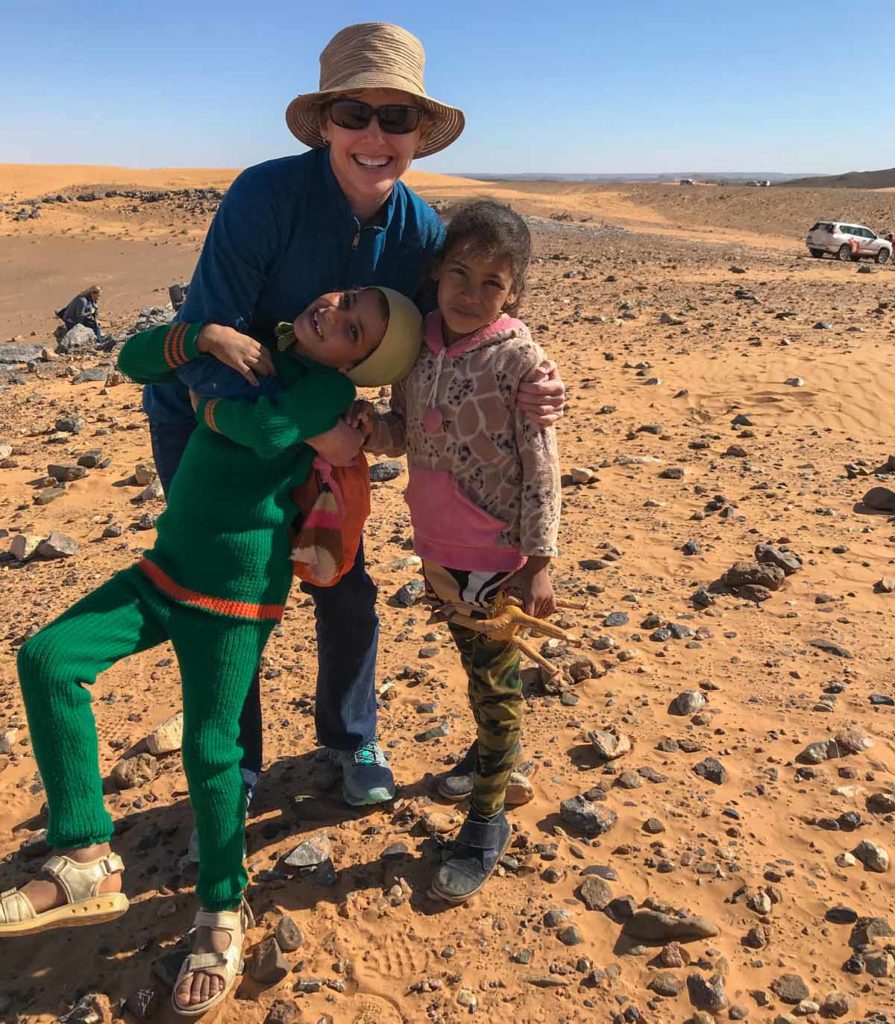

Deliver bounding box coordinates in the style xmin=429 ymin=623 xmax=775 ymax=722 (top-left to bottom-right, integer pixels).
xmin=433 ymin=592 xmax=587 ymax=680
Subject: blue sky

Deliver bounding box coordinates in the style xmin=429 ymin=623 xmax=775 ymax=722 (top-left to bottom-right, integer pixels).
xmin=3 ymin=0 xmax=893 ymax=174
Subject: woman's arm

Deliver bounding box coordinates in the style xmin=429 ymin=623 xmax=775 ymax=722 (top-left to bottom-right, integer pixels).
xmin=516 ymin=359 xmax=566 ymax=426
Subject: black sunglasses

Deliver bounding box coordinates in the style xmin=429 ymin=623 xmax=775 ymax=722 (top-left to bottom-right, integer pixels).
xmin=327 ymin=99 xmax=424 ymax=135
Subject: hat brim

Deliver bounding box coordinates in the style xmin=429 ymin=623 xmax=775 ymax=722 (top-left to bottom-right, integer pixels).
xmin=286 ymin=87 xmax=464 ymax=159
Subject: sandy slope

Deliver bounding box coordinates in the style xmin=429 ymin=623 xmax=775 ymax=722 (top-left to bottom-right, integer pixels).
xmin=0 ymin=166 xmax=893 ymax=1024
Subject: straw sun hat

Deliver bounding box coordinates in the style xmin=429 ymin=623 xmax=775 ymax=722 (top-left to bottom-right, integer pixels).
xmin=285 ymin=23 xmax=465 ymax=159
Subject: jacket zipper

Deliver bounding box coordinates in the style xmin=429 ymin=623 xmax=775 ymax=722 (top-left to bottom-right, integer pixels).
xmin=351 ymin=220 xmax=361 ymax=251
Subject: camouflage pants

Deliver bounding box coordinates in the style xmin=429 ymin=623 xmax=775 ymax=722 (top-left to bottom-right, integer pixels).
xmin=448 ymin=622 xmax=523 ymax=817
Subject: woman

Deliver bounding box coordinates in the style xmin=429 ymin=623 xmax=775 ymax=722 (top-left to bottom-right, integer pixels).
xmin=137 ymin=23 xmax=564 ymax=1009
xmin=56 ymin=285 xmax=102 ymax=340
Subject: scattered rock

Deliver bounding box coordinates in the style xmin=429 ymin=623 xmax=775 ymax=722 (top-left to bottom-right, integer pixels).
xmin=36 ymin=532 xmax=78 ymax=559
xmin=692 ymin=757 xmax=727 ymax=784
xmin=670 ymin=689 xmax=706 ymax=716
xmin=110 ymin=753 xmax=158 ymax=790
xmin=622 ymin=909 xmax=719 ymax=943
xmin=770 ymin=974 xmax=810 ymax=1004
xmin=274 ymin=913 xmax=303 ymax=952
xmin=559 ymin=795 xmax=618 ymax=836
xmin=686 ymin=972 xmax=728 ymax=1012
xmin=10 ymin=533 xmax=42 ymax=560
xmin=576 ymin=875 xmax=612 ymax=911
xmin=369 ymin=459 xmax=403 ymax=482
xmin=145 ymin=712 xmax=183 ymax=756
xmin=852 ymin=839 xmax=890 ymax=872
xmin=283 ymin=833 xmax=333 ymax=870
xmin=587 ymin=727 xmax=631 ymax=760
xmin=250 ymin=935 xmax=288 ymax=984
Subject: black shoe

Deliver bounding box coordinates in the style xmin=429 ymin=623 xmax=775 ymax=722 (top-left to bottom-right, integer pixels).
xmin=428 ymin=811 xmax=511 ymax=904
xmin=436 ymin=742 xmax=533 ymax=806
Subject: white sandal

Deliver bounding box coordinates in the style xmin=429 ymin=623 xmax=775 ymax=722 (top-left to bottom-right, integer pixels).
xmin=171 ymin=899 xmax=254 ymax=1017
xmin=0 ymin=853 xmax=127 ymax=936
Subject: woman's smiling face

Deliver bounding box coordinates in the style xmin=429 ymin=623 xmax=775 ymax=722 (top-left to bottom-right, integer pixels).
xmin=291 ymin=288 xmax=388 ymax=371
xmin=320 ymin=88 xmax=425 ymax=219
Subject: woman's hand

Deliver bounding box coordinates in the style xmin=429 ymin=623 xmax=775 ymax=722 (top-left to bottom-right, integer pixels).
xmin=346 ymin=399 xmax=376 ymax=441
xmin=502 ymin=558 xmax=556 ymax=618
xmin=306 ymin=419 xmax=365 ymax=466
xmin=516 ymin=359 xmax=565 ymax=426
xmin=197 ymin=324 xmax=276 ymax=387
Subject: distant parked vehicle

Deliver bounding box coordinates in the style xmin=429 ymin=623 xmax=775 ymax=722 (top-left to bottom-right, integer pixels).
xmin=806 ymin=221 xmax=892 ymax=263
xmin=679 ymin=178 xmax=694 ymax=185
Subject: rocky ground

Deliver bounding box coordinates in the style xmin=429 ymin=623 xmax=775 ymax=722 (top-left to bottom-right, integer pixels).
xmin=0 ymin=169 xmax=893 ymax=1024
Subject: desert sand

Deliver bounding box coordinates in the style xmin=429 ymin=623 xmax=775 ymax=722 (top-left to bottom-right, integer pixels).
xmin=0 ymin=165 xmax=894 ymax=1024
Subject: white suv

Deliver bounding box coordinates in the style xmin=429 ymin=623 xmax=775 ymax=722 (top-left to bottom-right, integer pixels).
xmin=806 ymin=221 xmax=892 ymax=263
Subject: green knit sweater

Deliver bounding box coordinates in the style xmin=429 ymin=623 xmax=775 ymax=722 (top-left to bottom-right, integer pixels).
xmin=117 ymin=322 xmax=356 ymax=620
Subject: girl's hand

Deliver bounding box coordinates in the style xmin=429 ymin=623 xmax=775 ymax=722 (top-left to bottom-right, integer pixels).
xmin=306 ymin=419 xmax=364 ymax=466
xmin=517 ymin=359 xmax=565 ymax=425
xmin=502 ymin=560 xmax=556 ymax=619
xmin=347 ymin=399 xmax=376 ymax=440
xmin=197 ymin=324 xmax=276 ymax=387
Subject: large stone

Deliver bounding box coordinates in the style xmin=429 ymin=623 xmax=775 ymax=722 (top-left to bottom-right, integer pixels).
xmin=622 ymin=909 xmax=719 ymax=943
xmin=10 ymin=534 xmax=42 ymax=560
xmin=670 ymin=690 xmax=706 ymax=716
xmin=0 ymin=728 xmax=19 ymax=755
xmin=249 ymin=935 xmax=288 ymax=984
xmin=55 ymin=992 xmax=112 ymax=1024
xmin=369 ymin=459 xmax=403 ymax=482
xmin=134 ymin=462 xmax=157 ymax=486
xmin=862 ymin=486 xmax=895 ymax=512
xmin=819 ymin=992 xmax=852 ymax=1018
xmin=771 ymin=974 xmax=810 ymax=1004
xmin=722 ymin=561 xmax=785 ymax=591
xmin=47 ymin=463 xmax=87 ymax=482
xmin=111 ymin=753 xmax=158 ymax=790
xmin=145 ymin=712 xmax=183 ymax=755
xmin=0 ymin=343 xmax=44 ymax=364
xmin=274 ymin=913 xmax=303 ymax=952
xmin=649 ymin=972 xmax=684 ymax=997
xmin=692 ymin=757 xmax=727 ymax=784
xmin=576 ymin=875 xmax=612 ymax=911
xmin=852 ymin=840 xmax=890 ymax=872
xmin=58 ymin=324 xmax=98 ymax=355
xmin=587 ymin=728 xmax=631 ymax=761
xmin=849 ymin=916 xmax=893 ymax=949
xmin=755 ymin=543 xmax=801 ymax=575
xmin=559 ymin=795 xmax=618 ymax=837
xmin=137 ymin=477 xmax=164 ymax=503
xmin=686 ymin=973 xmax=728 ymax=1012
xmin=36 ymin=532 xmax=79 ymax=559
xmin=796 ymin=739 xmax=840 ymax=764
xmin=73 ymin=367 xmax=109 ymax=384
xmin=283 ymin=833 xmax=332 ymax=870
xmin=55 ymin=415 xmax=85 ymax=434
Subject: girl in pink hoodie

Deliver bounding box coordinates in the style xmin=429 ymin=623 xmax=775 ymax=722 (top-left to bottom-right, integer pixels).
xmin=356 ymin=200 xmax=561 ymax=903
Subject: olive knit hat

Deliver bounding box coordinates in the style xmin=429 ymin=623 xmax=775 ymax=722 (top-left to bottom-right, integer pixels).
xmin=285 ymin=22 xmax=465 ymax=159
xmin=277 ymin=287 xmax=422 ymax=387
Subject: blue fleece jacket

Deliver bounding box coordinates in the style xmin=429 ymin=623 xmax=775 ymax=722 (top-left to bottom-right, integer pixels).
xmin=143 ymin=148 xmax=445 ymax=423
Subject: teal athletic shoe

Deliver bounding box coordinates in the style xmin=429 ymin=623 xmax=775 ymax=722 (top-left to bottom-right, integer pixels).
xmin=333 ymin=740 xmax=396 ymax=807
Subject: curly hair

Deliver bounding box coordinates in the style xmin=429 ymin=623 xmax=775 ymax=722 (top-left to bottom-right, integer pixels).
xmin=441 ymin=200 xmax=531 ymax=315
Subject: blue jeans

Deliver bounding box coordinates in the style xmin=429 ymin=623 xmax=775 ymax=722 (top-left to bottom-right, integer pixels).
xmin=148 ymin=419 xmax=379 ymax=764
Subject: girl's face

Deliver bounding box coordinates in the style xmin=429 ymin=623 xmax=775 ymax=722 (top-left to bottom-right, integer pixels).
xmin=435 ymin=242 xmax=517 ymax=341
xmin=292 ymin=288 xmax=388 ymax=371
xmin=320 ymin=88 xmax=425 ymax=220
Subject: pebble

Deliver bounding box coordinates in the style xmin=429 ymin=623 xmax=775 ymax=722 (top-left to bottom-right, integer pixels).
xmin=275 ymin=913 xmax=303 ymax=952
xmin=622 ymin=908 xmax=719 ymax=942
xmin=770 ymin=974 xmax=809 ymax=1004
xmin=588 ymin=727 xmax=631 ymax=760
xmin=111 ymin=752 xmax=158 ymax=790
xmin=576 ymin=875 xmax=612 ymax=911
xmin=686 ymin=972 xmax=728 ymax=1012
xmin=283 ymin=834 xmax=332 ymax=870
xmin=369 ymin=459 xmax=403 ymax=482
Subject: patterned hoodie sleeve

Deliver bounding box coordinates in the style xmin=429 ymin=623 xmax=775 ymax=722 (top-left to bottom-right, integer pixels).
xmin=510 ymin=335 xmax=561 ymax=558
xmin=365 ymin=378 xmax=408 ymax=457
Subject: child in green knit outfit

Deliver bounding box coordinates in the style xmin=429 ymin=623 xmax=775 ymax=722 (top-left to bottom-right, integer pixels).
xmin=0 ymin=286 xmax=421 ymax=1016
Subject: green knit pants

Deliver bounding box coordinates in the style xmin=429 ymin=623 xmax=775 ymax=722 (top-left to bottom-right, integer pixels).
xmin=447 ymin=622 xmax=523 ymax=817
xmin=17 ymin=566 xmax=273 ymax=911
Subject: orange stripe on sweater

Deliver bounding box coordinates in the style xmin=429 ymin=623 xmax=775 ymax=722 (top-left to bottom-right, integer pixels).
xmin=204 ymin=398 xmax=219 ymax=432
xmin=163 ymin=326 xmax=176 ymax=368
xmin=174 ymin=323 xmax=188 ymax=365
xmin=138 ymin=558 xmax=284 ymax=621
